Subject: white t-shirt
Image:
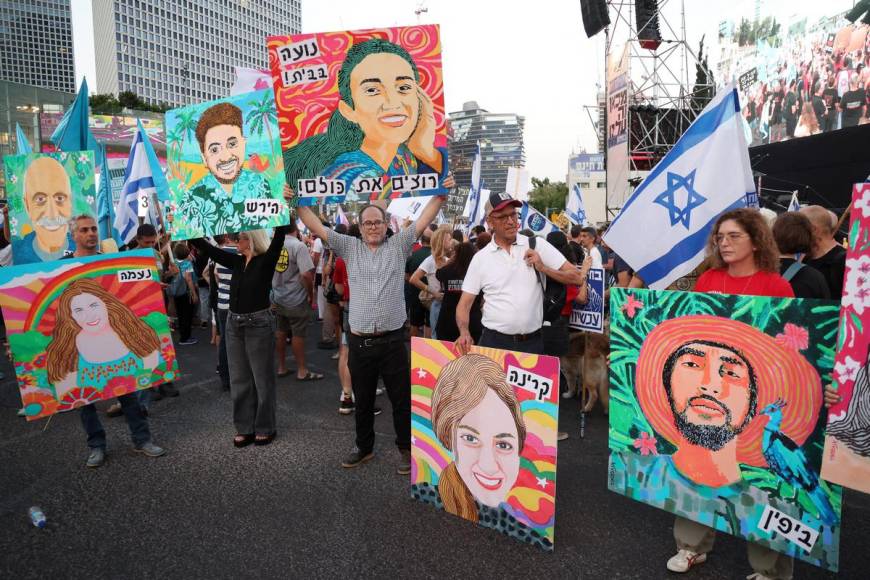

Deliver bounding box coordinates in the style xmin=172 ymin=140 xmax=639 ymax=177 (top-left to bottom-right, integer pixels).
xmin=462 ymin=235 xmax=566 ymax=334
xmin=589 ymin=245 xmax=603 ymax=269
xmin=312 ymin=237 xmax=324 ymax=274
xmin=417 ymin=254 xmax=441 ymax=295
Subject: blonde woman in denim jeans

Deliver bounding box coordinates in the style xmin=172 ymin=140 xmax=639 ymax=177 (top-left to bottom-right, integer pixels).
xmin=190 ymin=224 xmax=289 ymax=447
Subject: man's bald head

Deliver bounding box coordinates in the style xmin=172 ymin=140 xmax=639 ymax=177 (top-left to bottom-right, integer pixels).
xmin=23 ymin=156 xmax=73 ymax=252
xmin=800 ymin=205 xmax=836 ymax=237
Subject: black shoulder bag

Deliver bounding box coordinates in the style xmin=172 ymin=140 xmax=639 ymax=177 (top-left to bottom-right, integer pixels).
xmin=529 ymin=236 xmax=566 ymax=322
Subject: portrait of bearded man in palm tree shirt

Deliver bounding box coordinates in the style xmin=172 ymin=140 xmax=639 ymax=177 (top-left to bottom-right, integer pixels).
xmin=175 ymin=102 xmax=272 ymax=236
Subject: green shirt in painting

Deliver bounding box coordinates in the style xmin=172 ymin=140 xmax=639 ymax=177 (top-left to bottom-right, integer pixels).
xmin=177 ymin=169 xmax=274 ymax=237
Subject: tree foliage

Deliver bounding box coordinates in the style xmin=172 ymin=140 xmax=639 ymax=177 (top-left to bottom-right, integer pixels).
xmin=89 ymin=91 xmax=170 ymax=115
xmin=529 ymin=177 xmax=568 ymax=215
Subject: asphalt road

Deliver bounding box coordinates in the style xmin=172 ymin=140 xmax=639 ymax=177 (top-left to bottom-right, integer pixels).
xmin=1 ymin=322 xmax=868 ymax=579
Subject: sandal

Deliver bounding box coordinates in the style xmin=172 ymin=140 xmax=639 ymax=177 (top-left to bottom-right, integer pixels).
xmin=254 ymin=432 xmax=276 ymax=446
xmin=296 ymin=372 xmax=324 ymax=381
xmin=276 ymin=369 xmax=295 ymax=378
xmin=233 ymin=434 xmax=254 ymax=448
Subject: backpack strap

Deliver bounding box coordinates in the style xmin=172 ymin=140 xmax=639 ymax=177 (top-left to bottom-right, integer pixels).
xmin=782 ymin=261 xmax=804 ymax=282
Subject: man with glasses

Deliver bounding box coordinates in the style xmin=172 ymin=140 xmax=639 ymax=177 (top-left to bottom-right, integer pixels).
xmin=456 ymin=192 xmax=585 ymax=356
xmin=296 ymin=191 xmax=448 ymax=475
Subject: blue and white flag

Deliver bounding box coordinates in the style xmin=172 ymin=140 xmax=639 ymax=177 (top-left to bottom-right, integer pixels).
xmin=336 ymin=205 xmax=350 ymax=226
xmin=519 ymin=202 xmax=559 ymax=237
xmin=462 ymin=142 xmax=486 ymax=227
xmin=114 ymin=121 xmax=159 ymax=244
xmin=566 ymin=182 xmax=589 ymax=226
xmin=788 ymin=191 xmax=801 ymax=212
xmin=603 ymin=86 xmax=754 ymax=290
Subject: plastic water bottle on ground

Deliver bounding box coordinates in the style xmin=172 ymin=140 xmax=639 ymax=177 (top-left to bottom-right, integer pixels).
xmin=28 ymin=506 xmax=46 ymax=528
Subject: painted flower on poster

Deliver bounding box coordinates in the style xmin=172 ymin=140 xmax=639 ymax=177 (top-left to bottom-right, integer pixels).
xmin=842 ymin=255 xmax=870 ymax=314
xmin=852 ymin=185 xmax=870 ymax=218
xmin=834 ymin=355 xmax=861 ymax=386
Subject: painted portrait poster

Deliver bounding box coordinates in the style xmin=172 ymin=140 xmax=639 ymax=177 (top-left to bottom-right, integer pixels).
xmin=822 ymin=182 xmax=870 ymax=494
xmin=165 ymin=89 xmax=288 ymax=240
xmin=411 ymin=338 xmax=559 ymax=551
xmin=0 ymin=250 xmax=179 ymax=421
xmin=3 ymin=151 xmax=97 ymax=265
xmin=267 ymin=25 xmax=448 ymax=206
xmin=608 ymin=288 xmax=842 ymax=571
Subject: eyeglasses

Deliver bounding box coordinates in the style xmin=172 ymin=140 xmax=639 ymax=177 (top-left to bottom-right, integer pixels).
xmin=362 ymin=220 xmax=385 ymax=229
xmin=489 ymin=212 xmax=519 ymax=223
xmin=714 ymin=232 xmax=749 ymax=245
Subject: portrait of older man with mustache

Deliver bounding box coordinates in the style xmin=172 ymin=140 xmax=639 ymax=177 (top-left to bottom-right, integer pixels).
xmin=11 ymin=156 xmax=76 ymax=264
xmin=175 ymin=102 xmax=272 ymax=237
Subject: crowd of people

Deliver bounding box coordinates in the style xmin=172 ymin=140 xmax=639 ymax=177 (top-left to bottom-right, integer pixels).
xmin=0 ymin=178 xmax=856 ymax=578
xmin=739 ymin=23 xmax=870 ymax=145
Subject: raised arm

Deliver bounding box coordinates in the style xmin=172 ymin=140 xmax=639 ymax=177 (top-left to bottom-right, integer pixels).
xmin=414 ymin=195 xmax=446 ymax=239
xmin=188 ymin=238 xmax=238 ymax=269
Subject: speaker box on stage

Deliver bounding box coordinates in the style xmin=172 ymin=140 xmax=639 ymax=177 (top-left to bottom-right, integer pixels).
xmin=580 ymin=0 xmax=610 ymax=38
xmin=635 ymin=0 xmax=662 ymax=50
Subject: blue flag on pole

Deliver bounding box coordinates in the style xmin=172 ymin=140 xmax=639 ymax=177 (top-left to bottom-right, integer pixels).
xmin=603 ymin=86 xmax=754 ymax=290
xmin=15 ymin=123 xmax=32 ymax=154
xmin=51 ymin=78 xmax=100 ymax=153
xmin=566 ymin=182 xmax=589 ymax=225
xmin=114 ymin=120 xmax=160 ymax=245
xmin=788 ymin=191 xmax=801 ymax=212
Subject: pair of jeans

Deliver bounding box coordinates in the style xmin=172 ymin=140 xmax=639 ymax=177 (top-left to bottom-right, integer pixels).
xmin=217 ymin=309 xmax=229 ymax=389
xmin=429 ymin=300 xmax=441 ymax=340
xmin=80 ymin=392 xmax=151 ymax=449
xmin=174 ymin=294 xmax=194 ymax=342
xmin=479 ymin=327 xmax=545 ymax=355
xmin=226 ymin=308 xmax=277 ymax=435
xmin=347 ymin=330 xmax=411 ymax=454
xmin=198 ymin=286 xmax=211 ymax=323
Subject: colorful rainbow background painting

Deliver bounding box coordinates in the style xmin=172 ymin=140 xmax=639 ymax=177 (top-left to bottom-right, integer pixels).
xmin=411 ymin=338 xmax=559 ymax=548
xmin=0 ymin=250 xmax=179 ymax=421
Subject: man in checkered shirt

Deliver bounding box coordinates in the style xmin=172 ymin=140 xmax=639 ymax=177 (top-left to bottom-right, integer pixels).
xmin=297 ymin=194 xmax=446 ymax=475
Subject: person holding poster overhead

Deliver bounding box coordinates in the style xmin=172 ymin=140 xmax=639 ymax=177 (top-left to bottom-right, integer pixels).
xmin=294 ymin=185 xmax=447 ymax=474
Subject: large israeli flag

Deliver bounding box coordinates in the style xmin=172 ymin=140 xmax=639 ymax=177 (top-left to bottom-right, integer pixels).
xmin=114 ymin=122 xmax=158 ymax=244
xmin=519 ymin=202 xmax=559 ymax=237
xmin=603 ymin=86 xmax=754 ymax=289
xmin=566 ymin=182 xmax=589 ymax=226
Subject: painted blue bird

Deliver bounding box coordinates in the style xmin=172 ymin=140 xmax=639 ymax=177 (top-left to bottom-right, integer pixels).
xmin=760 ymin=398 xmax=838 ymax=525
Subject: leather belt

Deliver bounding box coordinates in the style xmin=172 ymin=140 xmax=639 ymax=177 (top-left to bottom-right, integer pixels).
xmin=351 ymin=327 xmax=404 ymax=347
xmin=484 ymin=327 xmax=542 ymax=342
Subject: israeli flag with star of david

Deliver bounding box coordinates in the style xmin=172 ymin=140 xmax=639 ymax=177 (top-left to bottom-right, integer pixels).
xmin=603 ymin=86 xmax=754 ymax=290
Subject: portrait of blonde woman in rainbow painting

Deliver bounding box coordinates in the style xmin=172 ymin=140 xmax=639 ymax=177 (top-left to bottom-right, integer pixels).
xmin=46 ymin=279 xmax=161 ymax=400
xmin=416 ymin=353 xmax=551 ymax=550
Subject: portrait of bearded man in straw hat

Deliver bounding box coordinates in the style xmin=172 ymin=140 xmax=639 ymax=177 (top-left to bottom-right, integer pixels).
xmin=627 ymin=315 xmax=822 ymax=488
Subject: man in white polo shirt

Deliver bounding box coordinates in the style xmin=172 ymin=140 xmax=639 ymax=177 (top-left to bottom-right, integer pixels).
xmin=456 ymin=192 xmax=585 ymax=355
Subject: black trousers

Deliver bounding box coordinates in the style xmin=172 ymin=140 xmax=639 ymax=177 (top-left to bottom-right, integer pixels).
xmin=347 ymin=330 xmax=411 ymax=454
xmin=174 ymin=294 xmax=194 ymax=342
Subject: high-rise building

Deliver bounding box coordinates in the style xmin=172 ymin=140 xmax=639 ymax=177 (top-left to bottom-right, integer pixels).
xmin=82 ymin=0 xmax=302 ymax=106
xmin=448 ymin=101 xmax=525 ymax=195
xmin=0 ymin=1 xmax=76 ymax=93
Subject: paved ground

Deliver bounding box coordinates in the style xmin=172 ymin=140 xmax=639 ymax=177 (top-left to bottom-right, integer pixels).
xmin=1 ymin=322 xmax=868 ymax=579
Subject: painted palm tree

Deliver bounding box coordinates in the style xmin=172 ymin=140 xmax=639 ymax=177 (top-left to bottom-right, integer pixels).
xmin=166 ymin=127 xmax=182 ymax=177
xmin=175 ymin=109 xmax=198 ymax=160
xmin=246 ymin=92 xmax=279 ymax=167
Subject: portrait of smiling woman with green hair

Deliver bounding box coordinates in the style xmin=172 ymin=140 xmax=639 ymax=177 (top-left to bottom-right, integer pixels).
xmin=283 ymin=38 xmax=448 ymax=202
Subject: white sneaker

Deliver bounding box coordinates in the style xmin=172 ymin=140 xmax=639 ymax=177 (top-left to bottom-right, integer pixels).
xmin=562 ymin=390 xmax=575 ymax=399
xmin=666 ymin=549 xmax=707 ymax=573
xmin=746 ymin=574 xmax=773 ymax=580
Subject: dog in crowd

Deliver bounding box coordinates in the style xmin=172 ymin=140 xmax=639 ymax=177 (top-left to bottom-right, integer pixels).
xmin=561 ymin=324 xmax=609 ymax=414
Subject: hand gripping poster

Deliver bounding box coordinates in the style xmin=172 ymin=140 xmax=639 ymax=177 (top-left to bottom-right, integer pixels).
xmin=0 ymin=250 xmax=179 ymax=421
xmin=609 ymin=288 xmax=842 ymax=571
xmin=3 ymin=151 xmax=98 ymax=265
xmin=267 ymin=25 xmax=449 ymax=206
xmin=410 ymin=338 xmax=559 ymax=551
xmin=165 ymin=89 xmax=289 ymax=240
xmin=822 ymin=182 xmax=870 ymax=494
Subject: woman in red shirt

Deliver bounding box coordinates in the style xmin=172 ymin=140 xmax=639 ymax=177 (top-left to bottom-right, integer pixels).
xmin=693 ymin=208 xmax=793 ymax=298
